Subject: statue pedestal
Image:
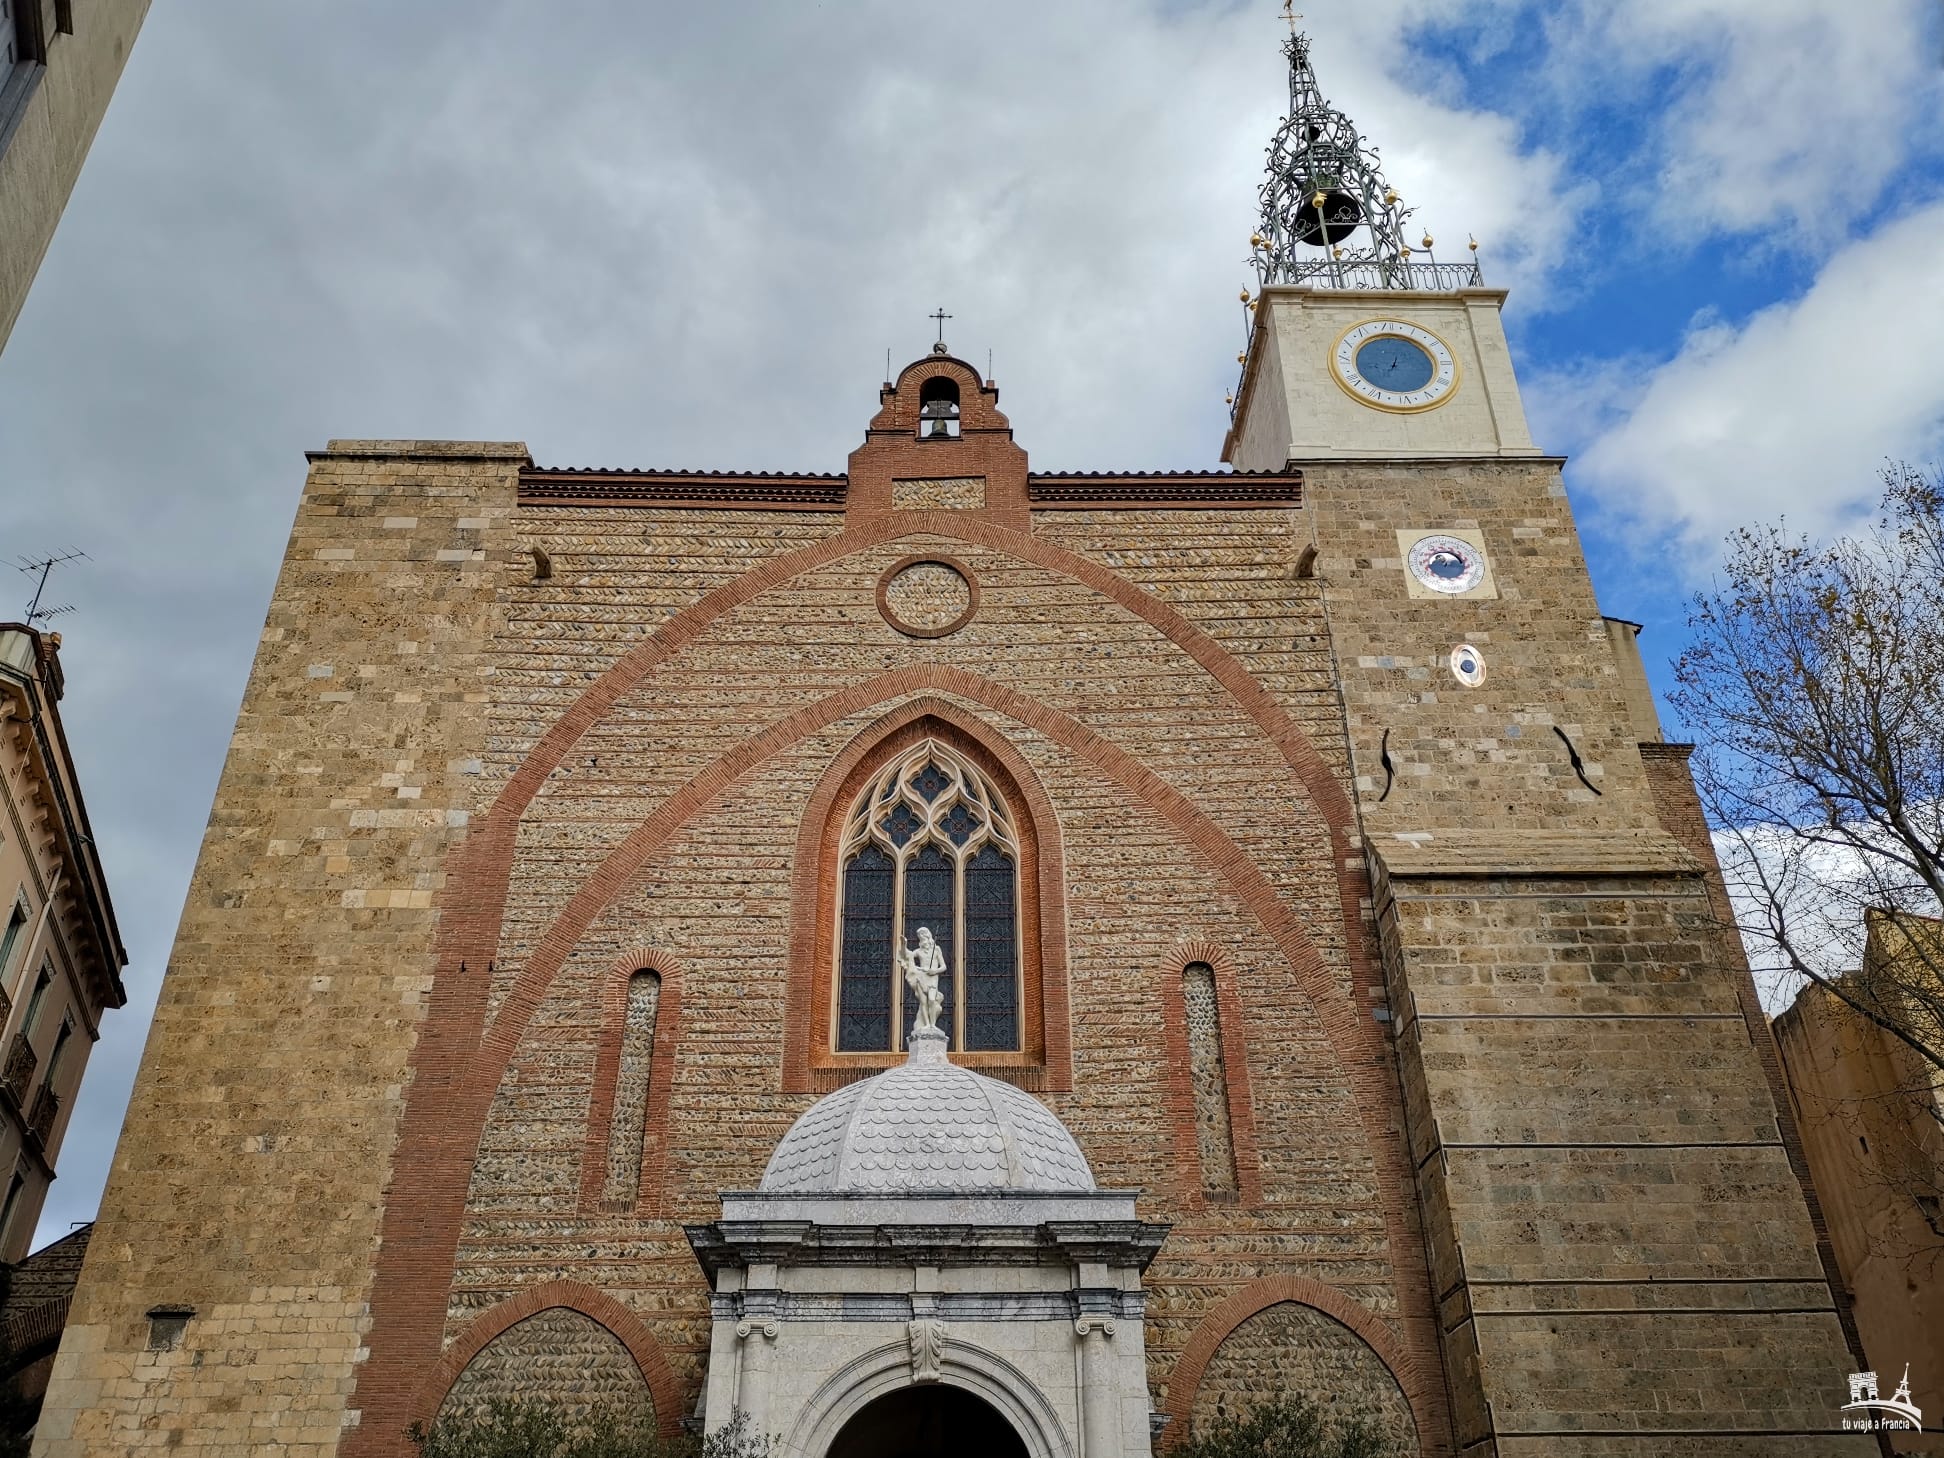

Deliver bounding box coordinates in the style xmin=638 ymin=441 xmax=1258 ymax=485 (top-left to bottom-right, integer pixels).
xmin=906 ymin=1026 xmax=949 ymax=1061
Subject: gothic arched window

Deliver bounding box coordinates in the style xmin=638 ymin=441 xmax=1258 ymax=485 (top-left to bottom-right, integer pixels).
xmin=835 ymin=740 xmax=1020 ymax=1053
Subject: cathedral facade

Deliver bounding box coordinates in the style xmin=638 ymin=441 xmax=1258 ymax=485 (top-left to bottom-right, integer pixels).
xmin=39 ymin=33 xmax=1875 ymax=1458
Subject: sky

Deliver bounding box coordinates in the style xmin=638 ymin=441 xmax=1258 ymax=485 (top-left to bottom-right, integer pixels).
xmin=1 ymin=0 xmax=1941 ymax=1249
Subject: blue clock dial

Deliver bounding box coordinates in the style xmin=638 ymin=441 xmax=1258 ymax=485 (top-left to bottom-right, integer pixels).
xmin=1354 ymin=335 xmax=1434 ymax=391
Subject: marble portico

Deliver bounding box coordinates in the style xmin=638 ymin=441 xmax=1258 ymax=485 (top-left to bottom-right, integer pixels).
xmin=686 ymin=1028 xmax=1169 ymax=1458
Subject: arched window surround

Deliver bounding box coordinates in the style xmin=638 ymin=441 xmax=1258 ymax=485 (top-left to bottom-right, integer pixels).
xmin=579 ymin=949 xmax=684 ymax=1216
xmin=784 ymin=701 xmax=1072 ymax=1093
xmin=1157 ymin=940 xmax=1262 ymax=1206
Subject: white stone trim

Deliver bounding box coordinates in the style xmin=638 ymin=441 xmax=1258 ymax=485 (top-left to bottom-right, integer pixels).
xmin=781 ymin=1337 xmax=1076 ymax=1458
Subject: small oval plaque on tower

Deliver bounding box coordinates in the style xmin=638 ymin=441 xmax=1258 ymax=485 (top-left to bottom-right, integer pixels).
xmin=878 ymin=556 xmax=977 ymax=639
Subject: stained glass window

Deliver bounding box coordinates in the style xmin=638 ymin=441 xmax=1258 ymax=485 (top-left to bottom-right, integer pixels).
xmin=963 ymin=846 xmax=1018 ymax=1051
xmin=837 ymin=846 xmax=895 ymax=1051
xmin=833 ymin=740 xmax=1023 ymax=1053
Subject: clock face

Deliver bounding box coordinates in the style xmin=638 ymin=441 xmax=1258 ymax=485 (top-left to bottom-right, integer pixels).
xmin=1407 ymin=533 xmax=1486 ymax=594
xmin=1332 ymin=320 xmax=1459 ymax=412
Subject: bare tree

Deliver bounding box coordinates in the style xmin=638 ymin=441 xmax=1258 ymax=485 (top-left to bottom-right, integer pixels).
xmin=1673 ymin=463 xmax=1944 ymax=1256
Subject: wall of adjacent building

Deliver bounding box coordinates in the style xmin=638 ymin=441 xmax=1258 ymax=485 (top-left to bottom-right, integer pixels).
xmin=1774 ymin=980 xmax=1944 ymax=1456
xmin=0 ymin=0 xmax=149 ymax=352
xmin=0 ymin=628 xmax=122 ymax=1270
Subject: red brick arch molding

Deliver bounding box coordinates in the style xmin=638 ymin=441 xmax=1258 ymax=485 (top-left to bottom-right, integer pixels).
xmin=413 ymin=1280 xmax=685 ymax=1440
xmin=1158 ymin=939 xmax=1264 ymax=1206
xmin=783 ymin=698 xmax=1071 ymax=1092
xmin=579 ymin=948 xmax=685 ymax=1216
xmin=341 ymin=513 xmax=1449 ymax=1458
xmin=1161 ymin=1275 xmax=1436 ymax=1452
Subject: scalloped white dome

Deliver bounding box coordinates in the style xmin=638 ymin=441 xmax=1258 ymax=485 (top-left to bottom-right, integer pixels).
xmin=761 ymin=1033 xmax=1095 ymax=1194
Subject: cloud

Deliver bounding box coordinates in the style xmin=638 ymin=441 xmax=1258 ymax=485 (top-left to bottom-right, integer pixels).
xmin=1483 ymin=0 xmax=1944 ymax=248
xmin=0 ymin=0 xmax=1579 ymax=1249
xmin=1573 ymin=198 xmax=1944 ymax=565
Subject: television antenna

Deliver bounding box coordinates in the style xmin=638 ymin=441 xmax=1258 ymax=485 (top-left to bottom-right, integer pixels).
xmin=16 ymin=549 xmax=87 ymax=626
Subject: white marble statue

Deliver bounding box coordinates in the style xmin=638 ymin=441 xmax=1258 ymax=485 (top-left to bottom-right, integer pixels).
xmin=897 ymin=927 xmax=947 ymax=1036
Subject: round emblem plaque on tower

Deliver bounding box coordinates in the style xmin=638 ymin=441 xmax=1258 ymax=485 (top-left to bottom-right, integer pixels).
xmin=877 ymin=555 xmax=978 ymax=639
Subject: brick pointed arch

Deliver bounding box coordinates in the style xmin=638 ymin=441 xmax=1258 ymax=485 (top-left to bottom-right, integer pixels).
xmin=415 ymin=1280 xmax=684 ymax=1440
xmin=1158 ymin=940 xmax=1262 ymax=1206
xmin=344 ymin=518 xmax=1441 ymax=1457
xmin=351 ymin=665 xmax=1435 ymax=1458
xmin=1161 ymin=1276 xmax=1434 ymax=1452
xmin=424 ymin=512 xmax=1367 ymax=1076
xmin=783 ymin=698 xmax=1071 ymax=1092
xmin=579 ymin=948 xmax=685 ymax=1215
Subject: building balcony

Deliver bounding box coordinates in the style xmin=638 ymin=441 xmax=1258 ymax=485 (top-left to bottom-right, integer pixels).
xmin=25 ymin=1084 xmax=60 ymax=1147
xmin=0 ymin=1036 xmax=34 ymax=1109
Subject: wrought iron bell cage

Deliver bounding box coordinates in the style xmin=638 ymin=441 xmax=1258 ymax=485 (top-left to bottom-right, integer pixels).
xmin=1249 ymin=33 xmax=1483 ymax=295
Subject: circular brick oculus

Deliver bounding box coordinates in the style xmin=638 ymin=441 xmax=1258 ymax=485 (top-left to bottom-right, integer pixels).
xmin=878 ymin=556 xmax=977 ymax=639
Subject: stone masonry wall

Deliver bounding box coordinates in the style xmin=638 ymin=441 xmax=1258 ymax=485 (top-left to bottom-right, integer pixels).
xmin=435 ymin=1307 xmax=651 ymax=1427
xmin=1190 ymin=1300 xmax=1416 ymax=1454
xmin=1308 ymin=459 xmax=1661 ymax=838
xmin=1302 ymin=450 xmax=1868 ymax=1454
xmin=423 ymin=498 xmax=1433 ymax=1443
xmin=35 ymin=443 xmax=528 ymax=1457
xmin=1378 ymin=865 xmax=1868 ymax=1456
xmin=46 ymin=429 xmax=1447 ymax=1456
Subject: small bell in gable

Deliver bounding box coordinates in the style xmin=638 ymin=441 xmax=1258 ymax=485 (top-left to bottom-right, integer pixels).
xmin=917 ymin=377 xmax=962 ymax=440
xmin=920 ymin=400 xmax=957 ymax=439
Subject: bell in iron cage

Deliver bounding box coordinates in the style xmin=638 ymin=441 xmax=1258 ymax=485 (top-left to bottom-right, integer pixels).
xmin=919 ymin=398 xmax=960 ymax=439
xmin=1290 ymin=181 xmax=1362 ymax=246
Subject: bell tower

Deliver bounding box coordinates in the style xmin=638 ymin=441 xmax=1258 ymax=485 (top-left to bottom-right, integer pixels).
xmin=1229 ymin=25 xmax=1875 ymax=1458
xmin=1224 ymin=30 xmax=1538 ymax=467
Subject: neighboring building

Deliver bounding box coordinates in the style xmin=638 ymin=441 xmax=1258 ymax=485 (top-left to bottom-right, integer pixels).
xmin=0 ymin=1222 xmax=90 ymax=1437
xmin=41 ymin=31 xmax=1876 ymax=1458
xmin=0 ymin=0 xmax=149 ymax=353
xmin=1774 ymin=915 xmax=1944 ymax=1455
xmin=0 ymin=626 xmax=123 ymax=1273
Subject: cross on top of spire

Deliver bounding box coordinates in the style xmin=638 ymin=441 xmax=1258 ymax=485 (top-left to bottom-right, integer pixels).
xmin=929 ymin=307 xmax=953 ymax=356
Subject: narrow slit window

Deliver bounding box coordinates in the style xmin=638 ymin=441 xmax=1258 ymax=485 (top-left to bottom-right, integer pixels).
xmin=833 ymin=741 xmax=1022 ymax=1053
xmin=603 ymin=970 xmax=661 ymax=1207
xmin=1183 ymin=961 xmax=1238 ymax=1195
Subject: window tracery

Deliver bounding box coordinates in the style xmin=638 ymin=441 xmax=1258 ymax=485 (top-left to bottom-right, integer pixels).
xmin=835 ymin=740 xmax=1021 ymax=1053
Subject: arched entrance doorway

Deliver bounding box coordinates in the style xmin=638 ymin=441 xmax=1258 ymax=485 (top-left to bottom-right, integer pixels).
xmin=826 ymin=1383 xmax=1030 ymax=1458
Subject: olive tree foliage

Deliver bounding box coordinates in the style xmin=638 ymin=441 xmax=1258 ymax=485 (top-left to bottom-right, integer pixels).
xmin=409 ymin=1402 xmax=773 ymax=1458
xmin=1672 ymin=461 xmax=1944 ymax=1084
xmin=1168 ymin=1394 xmax=1398 ymax=1458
